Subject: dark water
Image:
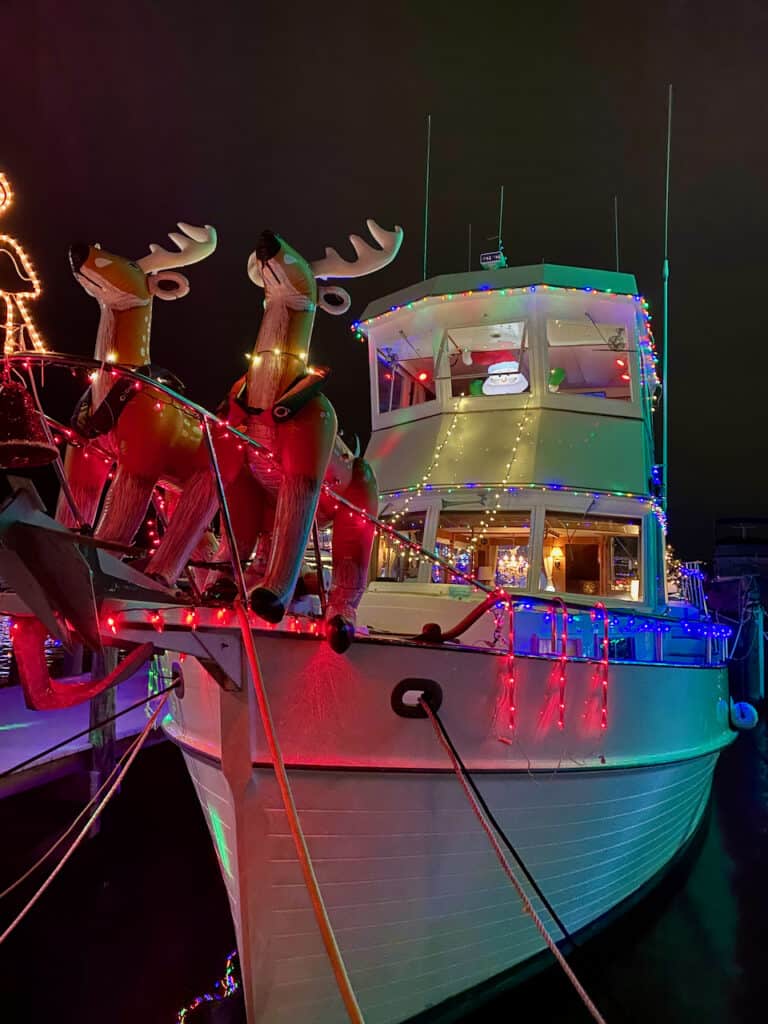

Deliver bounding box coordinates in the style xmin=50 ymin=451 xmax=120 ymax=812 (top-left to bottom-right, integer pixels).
xmin=1 ymin=729 xmax=767 ymax=1023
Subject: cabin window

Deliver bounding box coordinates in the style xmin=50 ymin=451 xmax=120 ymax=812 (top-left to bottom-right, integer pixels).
xmin=377 ymin=333 xmax=436 ymax=414
xmin=440 ymin=321 xmax=530 ymax=398
xmin=546 ymin=317 xmax=631 ymax=399
xmin=432 ymin=509 xmax=531 ymax=587
xmin=541 ymin=512 xmax=641 ymax=600
xmin=374 ymin=511 xmax=426 ymax=582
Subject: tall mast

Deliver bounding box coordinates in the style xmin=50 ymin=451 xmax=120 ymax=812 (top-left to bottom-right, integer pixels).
xmin=498 ymin=184 xmax=505 ymax=253
xmin=661 ymin=84 xmax=673 ymax=511
xmin=613 ymin=194 xmax=620 ymax=271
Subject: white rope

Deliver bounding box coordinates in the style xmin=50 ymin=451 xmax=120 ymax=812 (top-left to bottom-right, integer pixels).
xmin=419 ymin=698 xmax=607 ymax=1024
xmin=0 ymin=695 xmax=169 ymax=945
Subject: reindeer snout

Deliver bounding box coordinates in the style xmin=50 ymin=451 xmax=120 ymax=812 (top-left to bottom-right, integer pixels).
xmin=255 ymin=230 xmax=281 ymax=263
xmin=69 ymin=242 xmax=90 ymax=273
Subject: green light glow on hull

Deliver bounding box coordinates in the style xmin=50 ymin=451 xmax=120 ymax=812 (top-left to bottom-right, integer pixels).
xmin=207 ymin=801 xmax=234 ymax=880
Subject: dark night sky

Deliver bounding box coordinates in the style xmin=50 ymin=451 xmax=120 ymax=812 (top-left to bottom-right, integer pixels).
xmin=2 ymin=0 xmax=767 ymax=558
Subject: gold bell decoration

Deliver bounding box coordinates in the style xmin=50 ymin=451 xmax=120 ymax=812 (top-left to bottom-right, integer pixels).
xmin=0 ymin=378 xmax=58 ymax=468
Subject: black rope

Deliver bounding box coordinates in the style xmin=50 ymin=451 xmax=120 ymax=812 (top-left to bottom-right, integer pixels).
xmin=427 ymin=703 xmax=575 ymax=947
xmin=0 ymin=679 xmax=181 ymax=780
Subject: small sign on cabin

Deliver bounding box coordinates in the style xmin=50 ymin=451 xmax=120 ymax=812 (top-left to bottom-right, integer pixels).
xmin=479 ymin=250 xmax=507 ymax=270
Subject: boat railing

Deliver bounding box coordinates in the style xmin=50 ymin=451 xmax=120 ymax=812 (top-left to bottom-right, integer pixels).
xmin=4 ymin=352 xmax=731 ymax=670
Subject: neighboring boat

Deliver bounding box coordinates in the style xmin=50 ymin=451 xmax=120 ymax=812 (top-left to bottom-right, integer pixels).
xmin=0 ymin=260 xmax=740 ymax=1023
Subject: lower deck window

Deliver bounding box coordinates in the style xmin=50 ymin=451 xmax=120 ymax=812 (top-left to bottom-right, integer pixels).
xmin=542 ymin=513 xmax=641 ymax=600
xmin=374 ymin=511 xmax=426 ymax=582
xmin=432 ymin=509 xmax=531 ymax=587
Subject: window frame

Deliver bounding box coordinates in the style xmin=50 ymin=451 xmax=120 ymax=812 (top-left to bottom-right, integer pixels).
xmin=538 ymin=507 xmax=645 ymax=603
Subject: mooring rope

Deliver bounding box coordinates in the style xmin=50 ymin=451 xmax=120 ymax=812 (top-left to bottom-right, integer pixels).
xmin=234 ymin=599 xmax=365 ymax=1024
xmin=0 ymin=695 xmax=169 ymax=946
xmin=418 ymin=696 xmax=607 ymax=1024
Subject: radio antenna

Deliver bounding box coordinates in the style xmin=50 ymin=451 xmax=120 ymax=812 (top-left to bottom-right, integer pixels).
xmin=497 ymin=184 xmax=505 ymax=254
xmin=661 ymin=84 xmax=673 ymax=511
xmin=422 ymin=113 xmax=431 ymax=281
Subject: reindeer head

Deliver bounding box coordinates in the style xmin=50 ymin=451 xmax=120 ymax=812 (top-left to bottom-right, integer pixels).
xmin=246 ymin=219 xmax=403 ymax=316
xmin=69 ymin=222 xmax=217 ymax=310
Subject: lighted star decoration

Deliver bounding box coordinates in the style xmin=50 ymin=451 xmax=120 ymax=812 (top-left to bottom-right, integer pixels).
xmin=0 ymin=171 xmax=45 ymax=354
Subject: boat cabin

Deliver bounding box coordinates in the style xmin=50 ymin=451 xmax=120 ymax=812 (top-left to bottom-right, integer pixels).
xmin=358 ymin=263 xmax=665 ymax=615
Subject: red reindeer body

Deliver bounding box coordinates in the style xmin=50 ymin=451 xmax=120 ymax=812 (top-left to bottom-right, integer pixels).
xmin=56 ymin=223 xmax=217 ymax=541
xmin=147 ymin=221 xmax=402 ymax=650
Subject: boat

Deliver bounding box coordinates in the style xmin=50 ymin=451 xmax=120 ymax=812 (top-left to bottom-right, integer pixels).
xmin=0 ymin=227 xmax=744 ymax=1023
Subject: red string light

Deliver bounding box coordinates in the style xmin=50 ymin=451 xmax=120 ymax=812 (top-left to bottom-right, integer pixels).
xmin=592 ymin=601 xmax=610 ymax=730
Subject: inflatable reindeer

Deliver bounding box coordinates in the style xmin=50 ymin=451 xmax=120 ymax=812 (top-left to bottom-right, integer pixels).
xmin=146 ymin=220 xmax=402 ymax=651
xmin=56 ymin=222 xmax=217 ymax=543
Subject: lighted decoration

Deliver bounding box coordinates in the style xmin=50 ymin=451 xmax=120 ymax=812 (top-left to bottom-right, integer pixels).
xmin=176 ymin=949 xmax=240 ymax=1022
xmin=0 ymin=377 xmax=58 ymax=468
xmin=481 ymin=361 xmax=528 ymax=396
xmin=0 ymin=171 xmax=45 ymax=355
xmin=548 ymin=367 xmax=566 ymax=392
xmin=146 ymin=220 xmax=403 ymax=652
xmin=56 ymin=222 xmax=218 ymax=548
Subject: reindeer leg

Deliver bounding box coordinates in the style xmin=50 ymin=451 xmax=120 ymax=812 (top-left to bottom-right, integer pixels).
xmin=250 ymin=397 xmax=336 ymax=623
xmin=95 ymin=465 xmax=157 ymax=546
xmin=12 ymin=616 xmax=154 ymax=711
xmin=201 ymin=466 xmax=268 ymax=601
xmin=325 ymin=457 xmax=378 ymax=653
xmin=55 ymin=444 xmax=111 ymax=530
xmin=145 ymin=468 xmax=219 ymax=586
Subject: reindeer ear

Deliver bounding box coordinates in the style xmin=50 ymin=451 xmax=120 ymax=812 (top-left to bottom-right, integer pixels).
xmin=318 ymin=285 xmax=351 ymax=316
xmin=148 ymin=271 xmax=190 ymax=301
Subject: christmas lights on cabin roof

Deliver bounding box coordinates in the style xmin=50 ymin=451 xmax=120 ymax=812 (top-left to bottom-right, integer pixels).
xmin=352 ymin=280 xmax=659 ymax=389
xmin=0 ymin=171 xmax=46 ymax=354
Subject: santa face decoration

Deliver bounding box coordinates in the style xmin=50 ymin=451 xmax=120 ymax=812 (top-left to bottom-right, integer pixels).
xmin=481 ymin=360 xmax=529 ymax=395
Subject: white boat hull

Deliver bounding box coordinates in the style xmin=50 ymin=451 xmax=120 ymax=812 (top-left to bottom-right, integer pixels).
xmin=183 ymin=747 xmax=715 ymax=1023
xmin=148 ymin=627 xmax=732 ymax=1023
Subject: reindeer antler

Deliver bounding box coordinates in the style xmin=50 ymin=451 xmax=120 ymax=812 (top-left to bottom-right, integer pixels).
xmin=311 ymin=219 xmax=403 ymax=281
xmin=137 ymin=222 xmax=217 ymax=274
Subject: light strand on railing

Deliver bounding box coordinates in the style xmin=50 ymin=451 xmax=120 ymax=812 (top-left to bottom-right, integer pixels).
xmin=507 ymin=602 xmax=516 ymax=733
xmin=592 ymin=602 xmax=609 ymax=730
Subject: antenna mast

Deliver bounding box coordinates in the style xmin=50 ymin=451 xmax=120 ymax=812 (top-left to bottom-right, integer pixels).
xmin=661 ymin=85 xmax=673 ymax=511
xmin=422 ymin=114 xmax=431 ymax=281
xmin=498 ymin=184 xmax=505 ymax=251
xmin=613 ymin=194 xmax=620 ymax=271
xmin=467 ymin=223 xmax=472 ymax=271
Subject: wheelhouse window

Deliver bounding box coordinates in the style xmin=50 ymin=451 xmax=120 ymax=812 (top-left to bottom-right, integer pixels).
xmin=432 ymin=509 xmax=531 ymax=587
xmin=377 ymin=332 xmax=436 ymax=414
xmin=441 ymin=321 xmax=529 ymax=398
xmin=374 ymin=511 xmax=426 ymax=582
xmin=546 ymin=317 xmax=631 ymax=400
xmin=542 ymin=513 xmax=641 ymax=600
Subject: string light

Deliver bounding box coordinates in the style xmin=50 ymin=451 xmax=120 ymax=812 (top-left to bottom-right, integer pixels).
xmin=1 ymin=171 xmax=46 ymax=354
xmin=552 ymin=599 xmax=568 ymax=729
xmin=176 ymin=950 xmax=239 ymax=1023
xmin=591 ymin=602 xmax=609 ymax=730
